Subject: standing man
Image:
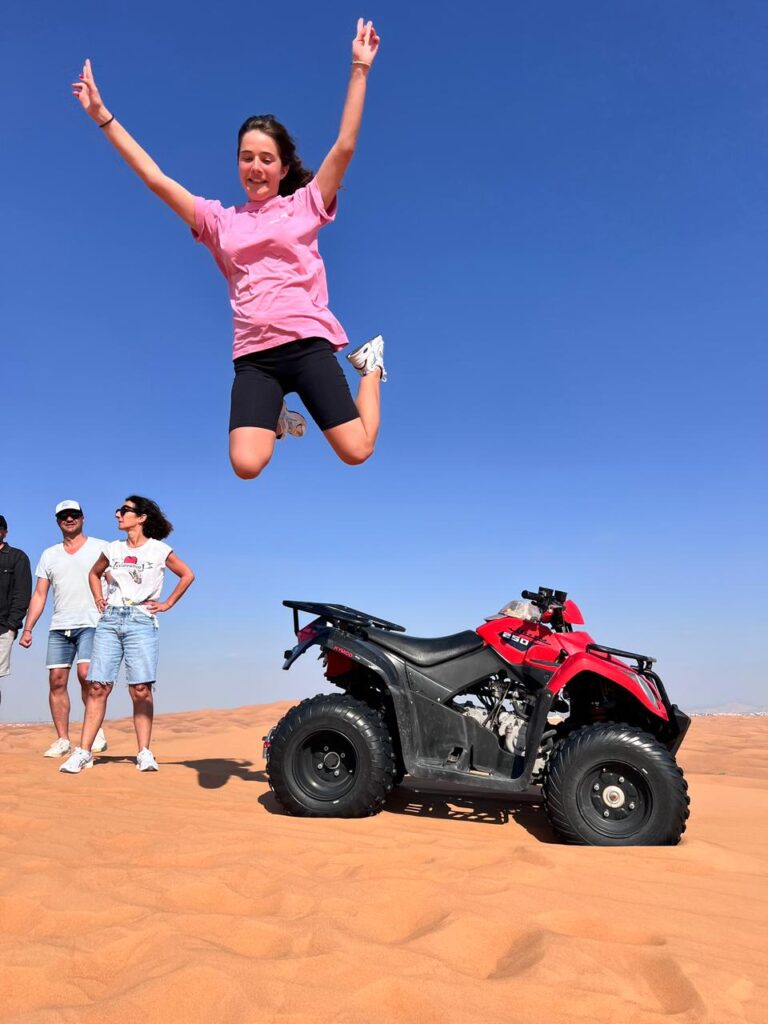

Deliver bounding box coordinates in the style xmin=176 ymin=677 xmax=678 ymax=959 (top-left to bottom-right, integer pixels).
xmin=0 ymin=514 xmax=32 ymax=696
xmin=20 ymin=501 xmax=109 ymax=757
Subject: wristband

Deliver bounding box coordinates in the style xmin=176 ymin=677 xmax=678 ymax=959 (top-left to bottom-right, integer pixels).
xmin=99 ymin=114 xmax=115 ymax=128
xmin=351 ymin=61 xmax=371 ymax=69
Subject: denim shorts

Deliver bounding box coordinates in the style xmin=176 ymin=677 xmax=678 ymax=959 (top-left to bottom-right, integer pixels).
xmin=87 ymin=607 xmax=160 ymax=685
xmin=46 ymin=627 xmax=96 ymax=669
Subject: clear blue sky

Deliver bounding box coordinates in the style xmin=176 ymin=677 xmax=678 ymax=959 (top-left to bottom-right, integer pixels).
xmin=2 ymin=1 xmax=765 ymax=722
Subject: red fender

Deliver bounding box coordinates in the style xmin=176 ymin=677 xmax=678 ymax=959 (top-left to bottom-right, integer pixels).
xmin=548 ymin=652 xmax=668 ymax=721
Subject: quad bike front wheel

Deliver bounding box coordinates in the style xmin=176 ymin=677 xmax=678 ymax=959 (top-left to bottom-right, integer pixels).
xmin=542 ymin=723 xmax=690 ymax=846
xmin=267 ymin=694 xmax=397 ymax=817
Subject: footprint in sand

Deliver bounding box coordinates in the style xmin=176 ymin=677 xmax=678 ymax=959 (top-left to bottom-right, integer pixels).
xmin=637 ymin=953 xmax=705 ymax=1015
xmin=490 ymin=928 xmax=548 ymax=978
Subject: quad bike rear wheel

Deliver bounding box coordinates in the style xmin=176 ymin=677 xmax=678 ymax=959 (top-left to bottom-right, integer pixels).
xmin=267 ymin=694 xmax=396 ymax=817
xmin=542 ymin=723 xmax=690 ymax=846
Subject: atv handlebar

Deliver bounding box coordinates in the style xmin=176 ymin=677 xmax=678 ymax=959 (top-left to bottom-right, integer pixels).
xmin=521 ymin=587 xmax=568 ymax=611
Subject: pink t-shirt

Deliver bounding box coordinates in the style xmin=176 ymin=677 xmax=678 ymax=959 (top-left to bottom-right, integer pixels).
xmin=192 ymin=179 xmax=349 ymax=359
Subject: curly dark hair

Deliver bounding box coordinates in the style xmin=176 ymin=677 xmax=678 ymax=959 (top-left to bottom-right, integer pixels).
xmin=237 ymin=114 xmax=313 ymax=196
xmin=124 ymin=495 xmax=173 ymax=541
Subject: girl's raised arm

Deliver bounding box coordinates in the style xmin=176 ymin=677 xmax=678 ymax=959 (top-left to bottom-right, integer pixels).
xmin=72 ymin=59 xmax=196 ymax=228
xmin=315 ymin=19 xmax=380 ymax=211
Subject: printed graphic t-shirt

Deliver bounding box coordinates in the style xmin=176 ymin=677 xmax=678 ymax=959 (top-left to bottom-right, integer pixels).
xmin=192 ymin=178 xmax=349 ymax=359
xmin=35 ymin=537 xmax=109 ymax=630
xmin=105 ymin=539 xmax=172 ymax=615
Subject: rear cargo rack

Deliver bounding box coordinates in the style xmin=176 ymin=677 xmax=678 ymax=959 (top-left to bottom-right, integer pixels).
xmin=586 ymin=642 xmax=656 ymax=673
xmin=283 ymin=600 xmax=406 ymax=634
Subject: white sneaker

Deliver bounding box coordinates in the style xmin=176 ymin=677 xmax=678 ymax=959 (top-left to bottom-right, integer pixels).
xmin=346 ymin=334 xmax=387 ymax=383
xmin=136 ymin=748 xmax=159 ymax=772
xmin=276 ymin=402 xmax=306 ymax=439
xmin=44 ymin=737 xmax=71 ymax=758
xmin=59 ymin=747 xmax=93 ymax=774
xmin=91 ymin=728 xmax=108 ymax=753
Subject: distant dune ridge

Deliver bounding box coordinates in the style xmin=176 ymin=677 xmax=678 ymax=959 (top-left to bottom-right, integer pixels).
xmin=0 ymin=705 xmax=766 ymax=1023
xmin=688 ymin=702 xmax=768 ymax=716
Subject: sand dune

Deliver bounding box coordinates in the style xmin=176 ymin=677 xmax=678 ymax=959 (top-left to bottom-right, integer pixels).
xmin=0 ymin=706 xmax=765 ymax=1023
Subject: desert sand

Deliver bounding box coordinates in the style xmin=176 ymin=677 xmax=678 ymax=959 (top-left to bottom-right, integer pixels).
xmin=0 ymin=706 xmax=766 ymax=1024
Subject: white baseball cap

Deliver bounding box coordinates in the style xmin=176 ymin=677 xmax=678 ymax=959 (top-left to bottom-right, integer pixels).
xmin=55 ymin=500 xmax=82 ymax=516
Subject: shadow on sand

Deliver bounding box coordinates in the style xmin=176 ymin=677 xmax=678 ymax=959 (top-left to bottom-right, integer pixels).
xmin=255 ymin=775 xmax=557 ymax=842
xmin=385 ymin=781 xmax=558 ymax=842
xmin=167 ymin=758 xmax=268 ymax=790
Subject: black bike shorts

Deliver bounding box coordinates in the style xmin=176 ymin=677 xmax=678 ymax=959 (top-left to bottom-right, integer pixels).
xmin=229 ymin=337 xmax=359 ymax=433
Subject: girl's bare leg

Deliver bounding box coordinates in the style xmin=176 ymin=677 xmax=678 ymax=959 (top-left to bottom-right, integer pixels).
xmin=80 ymin=682 xmax=113 ymax=750
xmin=128 ymin=683 xmax=154 ymax=750
xmin=229 ymin=427 xmax=277 ymax=479
xmin=324 ymin=369 xmax=381 ymax=465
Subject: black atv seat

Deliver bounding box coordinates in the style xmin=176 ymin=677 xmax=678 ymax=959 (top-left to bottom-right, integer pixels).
xmin=365 ymin=627 xmax=485 ymax=668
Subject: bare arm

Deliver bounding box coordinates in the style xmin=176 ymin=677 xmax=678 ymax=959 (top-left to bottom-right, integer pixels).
xmin=19 ymin=578 xmax=50 ymax=647
xmin=144 ymin=553 xmax=195 ymax=614
xmin=89 ymin=553 xmax=110 ymax=614
xmin=315 ymin=19 xmax=381 ymax=211
xmin=72 ymin=60 xmax=196 ymax=228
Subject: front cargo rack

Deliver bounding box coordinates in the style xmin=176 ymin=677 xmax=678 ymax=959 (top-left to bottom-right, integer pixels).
xmin=586 ymin=642 xmax=656 ymax=674
xmin=283 ymin=600 xmax=406 ymax=634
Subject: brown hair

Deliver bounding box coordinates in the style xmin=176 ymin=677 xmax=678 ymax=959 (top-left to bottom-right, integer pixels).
xmin=237 ymin=115 xmax=313 ymax=196
xmin=124 ymin=496 xmax=173 ymax=541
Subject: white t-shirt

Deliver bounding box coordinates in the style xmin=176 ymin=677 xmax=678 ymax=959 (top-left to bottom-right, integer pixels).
xmin=105 ymin=539 xmax=172 ymax=615
xmin=35 ymin=537 xmax=109 ymax=630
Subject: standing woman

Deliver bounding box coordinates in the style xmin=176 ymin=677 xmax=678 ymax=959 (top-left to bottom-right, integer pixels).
xmin=72 ymin=20 xmax=386 ymax=479
xmin=59 ymin=497 xmax=195 ymax=774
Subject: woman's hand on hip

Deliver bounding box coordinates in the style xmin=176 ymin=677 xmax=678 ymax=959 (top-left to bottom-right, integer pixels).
xmin=144 ymin=600 xmax=169 ymax=614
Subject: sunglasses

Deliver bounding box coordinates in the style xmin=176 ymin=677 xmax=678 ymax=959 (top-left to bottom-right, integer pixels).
xmin=56 ymin=511 xmax=83 ymax=521
xmin=115 ymin=505 xmax=139 ymax=516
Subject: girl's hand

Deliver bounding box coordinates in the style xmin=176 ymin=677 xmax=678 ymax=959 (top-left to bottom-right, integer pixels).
xmin=95 ymin=597 xmax=107 ymax=614
xmin=72 ymin=59 xmax=110 ymax=124
xmin=144 ymin=600 xmax=169 ymax=614
xmin=352 ymin=18 xmax=380 ymax=66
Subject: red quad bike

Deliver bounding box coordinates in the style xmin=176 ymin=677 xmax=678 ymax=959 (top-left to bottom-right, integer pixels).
xmin=264 ymin=588 xmax=691 ymax=846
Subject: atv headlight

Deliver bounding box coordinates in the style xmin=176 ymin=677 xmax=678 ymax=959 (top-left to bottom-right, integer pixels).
xmin=629 ymin=670 xmax=661 ymax=708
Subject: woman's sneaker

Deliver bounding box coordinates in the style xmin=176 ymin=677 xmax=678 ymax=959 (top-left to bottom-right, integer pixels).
xmin=346 ymin=334 xmax=387 ymax=382
xmin=59 ymin=748 xmax=93 ymax=774
xmin=44 ymin=737 xmax=71 ymax=758
xmin=92 ymin=728 xmax=108 ymax=753
xmin=136 ymin=748 xmax=159 ymax=772
xmin=276 ymin=403 xmax=306 ymax=439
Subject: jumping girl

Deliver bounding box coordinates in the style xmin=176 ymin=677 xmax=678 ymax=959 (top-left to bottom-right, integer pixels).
xmin=72 ymin=19 xmax=385 ymax=479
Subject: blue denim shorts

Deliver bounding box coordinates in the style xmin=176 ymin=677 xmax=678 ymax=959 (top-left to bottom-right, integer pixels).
xmin=46 ymin=627 xmax=96 ymax=669
xmin=87 ymin=608 xmax=160 ymax=685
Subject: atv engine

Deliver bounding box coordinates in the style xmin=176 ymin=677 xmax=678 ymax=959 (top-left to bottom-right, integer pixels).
xmin=455 ymin=676 xmax=570 ymax=780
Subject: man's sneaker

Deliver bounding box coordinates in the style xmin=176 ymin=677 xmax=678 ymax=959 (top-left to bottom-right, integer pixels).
xmin=59 ymin=748 xmax=93 ymax=774
xmin=346 ymin=334 xmax=387 ymax=383
xmin=276 ymin=403 xmax=306 ymax=439
xmin=43 ymin=737 xmax=71 ymax=758
xmin=136 ymin=748 xmax=159 ymax=772
xmin=91 ymin=728 xmax=108 ymax=753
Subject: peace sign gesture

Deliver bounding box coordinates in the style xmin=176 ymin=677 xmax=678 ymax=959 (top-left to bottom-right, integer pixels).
xmin=352 ymin=18 xmax=380 ymax=66
xmin=72 ymin=59 xmax=110 ymax=124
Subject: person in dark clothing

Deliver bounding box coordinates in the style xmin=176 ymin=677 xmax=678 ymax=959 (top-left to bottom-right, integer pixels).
xmin=0 ymin=515 xmax=32 ymax=687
